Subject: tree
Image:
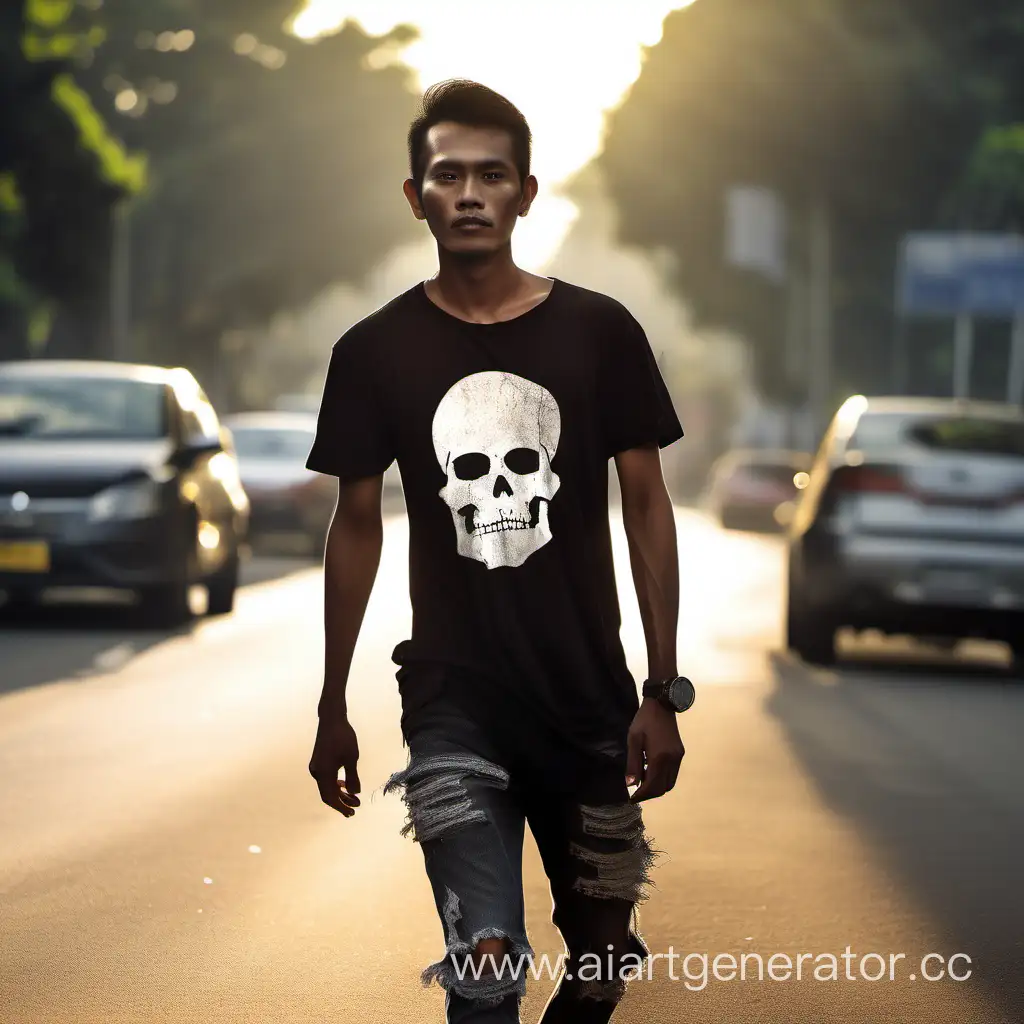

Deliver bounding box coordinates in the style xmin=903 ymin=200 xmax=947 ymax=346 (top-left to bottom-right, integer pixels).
xmin=945 ymin=125 xmax=1024 ymax=231
xmin=74 ymin=3 xmax=422 ymax=398
xmin=0 ymin=0 xmax=143 ymax=358
xmin=597 ymin=0 xmax=1023 ymax=405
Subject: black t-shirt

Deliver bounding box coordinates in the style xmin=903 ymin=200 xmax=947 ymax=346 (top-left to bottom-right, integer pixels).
xmin=306 ymin=278 xmax=683 ymax=784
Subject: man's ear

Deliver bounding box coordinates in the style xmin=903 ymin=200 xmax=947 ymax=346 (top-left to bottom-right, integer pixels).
xmin=403 ymin=178 xmax=426 ymax=220
xmin=518 ymin=174 xmax=539 ymax=217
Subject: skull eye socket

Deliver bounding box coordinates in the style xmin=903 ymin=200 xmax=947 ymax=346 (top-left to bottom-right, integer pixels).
xmin=452 ymin=452 xmax=490 ymax=480
xmin=504 ymin=448 xmax=540 ymax=474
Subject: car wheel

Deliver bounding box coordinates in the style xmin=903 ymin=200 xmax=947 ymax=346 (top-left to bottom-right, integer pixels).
xmin=786 ymin=573 xmax=837 ymax=667
xmin=0 ymin=588 xmax=35 ymax=619
xmin=206 ymin=548 xmax=239 ymax=616
xmin=1009 ymin=640 xmax=1024 ymax=679
xmin=139 ymin=579 xmax=192 ymax=628
xmin=139 ymin=512 xmax=197 ymax=627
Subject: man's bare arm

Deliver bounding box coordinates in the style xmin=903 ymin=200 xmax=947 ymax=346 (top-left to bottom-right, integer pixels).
xmin=309 ymin=472 xmax=384 ymax=817
xmin=614 ymin=443 xmax=684 ymax=802
xmin=614 ymin=443 xmax=679 ymax=682
xmin=317 ymin=473 xmax=385 ymax=720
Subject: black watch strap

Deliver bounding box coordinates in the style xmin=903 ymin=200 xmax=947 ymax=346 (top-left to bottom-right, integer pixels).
xmin=641 ymin=679 xmax=668 ymax=699
xmin=642 ymin=676 xmax=695 ymax=712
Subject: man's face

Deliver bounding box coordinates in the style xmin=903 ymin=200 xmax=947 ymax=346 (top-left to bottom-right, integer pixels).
xmin=405 ymin=121 xmax=537 ymax=254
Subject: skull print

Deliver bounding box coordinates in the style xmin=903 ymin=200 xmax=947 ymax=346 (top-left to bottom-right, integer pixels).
xmin=432 ymin=371 xmax=561 ymax=569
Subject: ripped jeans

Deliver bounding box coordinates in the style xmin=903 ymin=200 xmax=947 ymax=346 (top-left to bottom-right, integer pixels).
xmin=383 ymin=687 xmax=657 ymax=1023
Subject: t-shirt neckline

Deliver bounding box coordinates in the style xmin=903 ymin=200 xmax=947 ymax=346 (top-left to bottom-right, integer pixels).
xmin=416 ymin=277 xmax=560 ymax=328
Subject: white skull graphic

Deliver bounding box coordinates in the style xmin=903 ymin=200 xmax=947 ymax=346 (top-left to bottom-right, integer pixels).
xmin=432 ymin=371 xmax=561 ymax=569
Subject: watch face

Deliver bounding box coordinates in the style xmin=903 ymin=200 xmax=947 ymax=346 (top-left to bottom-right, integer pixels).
xmin=668 ymin=677 xmax=695 ymax=712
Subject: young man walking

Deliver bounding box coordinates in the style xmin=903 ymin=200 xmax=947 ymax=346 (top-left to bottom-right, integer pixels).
xmin=306 ymin=79 xmax=693 ymax=1023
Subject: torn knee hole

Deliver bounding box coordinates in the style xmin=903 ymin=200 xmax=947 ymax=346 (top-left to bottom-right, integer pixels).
xmin=564 ymin=941 xmax=644 ymax=1004
xmin=570 ymin=802 xmax=660 ymax=903
xmin=382 ymin=753 xmax=509 ymax=843
xmin=420 ymin=889 xmax=533 ymax=1005
xmin=472 ymin=936 xmax=511 ymax=963
xmin=578 ymin=977 xmax=629 ymax=1003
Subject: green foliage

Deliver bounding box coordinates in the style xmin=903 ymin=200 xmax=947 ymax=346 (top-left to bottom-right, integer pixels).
xmin=0 ymin=174 xmax=22 ymax=214
xmin=25 ymin=0 xmax=75 ymax=30
xmin=74 ymin=2 xmax=421 ymax=379
xmin=946 ymin=124 xmax=1024 ymax=230
xmin=50 ymin=74 xmax=146 ymax=192
xmin=22 ymin=26 xmax=106 ymax=61
xmin=4 ymin=0 xmax=421 ymax=370
xmin=1 ymin=0 xmax=144 ymax=357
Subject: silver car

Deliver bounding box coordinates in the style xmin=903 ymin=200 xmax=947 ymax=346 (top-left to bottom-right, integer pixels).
xmin=224 ymin=411 xmax=403 ymax=555
xmin=786 ymin=395 xmax=1024 ymax=669
xmin=224 ymin=412 xmax=335 ymax=555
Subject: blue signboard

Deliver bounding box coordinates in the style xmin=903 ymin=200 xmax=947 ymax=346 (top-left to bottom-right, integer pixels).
xmin=898 ymin=233 xmax=1024 ymax=315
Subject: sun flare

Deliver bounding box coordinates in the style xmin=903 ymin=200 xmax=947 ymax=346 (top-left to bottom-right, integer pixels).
xmin=290 ymin=1 xmax=693 ymax=269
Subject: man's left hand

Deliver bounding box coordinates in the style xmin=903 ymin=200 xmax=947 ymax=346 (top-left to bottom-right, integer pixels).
xmin=626 ymin=698 xmax=685 ymax=803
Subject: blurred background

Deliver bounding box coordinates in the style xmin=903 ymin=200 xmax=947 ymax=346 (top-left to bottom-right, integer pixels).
xmin=4 ymin=0 xmax=1024 ymax=490
xmin=3 ymin=3 xmax=1024 ymax=1023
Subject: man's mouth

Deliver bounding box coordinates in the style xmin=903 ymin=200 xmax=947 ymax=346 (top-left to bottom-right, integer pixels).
xmin=453 ymin=216 xmax=491 ymax=229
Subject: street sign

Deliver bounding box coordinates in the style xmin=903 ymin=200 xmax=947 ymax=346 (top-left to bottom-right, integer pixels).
xmin=725 ymin=186 xmax=786 ymax=283
xmin=898 ymin=233 xmax=1024 ymax=315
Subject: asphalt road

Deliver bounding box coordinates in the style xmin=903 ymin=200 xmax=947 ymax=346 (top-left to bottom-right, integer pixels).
xmin=2 ymin=510 xmax=1023 ymax=1023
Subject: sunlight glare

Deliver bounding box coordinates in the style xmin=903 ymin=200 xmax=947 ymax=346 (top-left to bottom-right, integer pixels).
xmin=290 ymin=1 xmax=694 ymax=270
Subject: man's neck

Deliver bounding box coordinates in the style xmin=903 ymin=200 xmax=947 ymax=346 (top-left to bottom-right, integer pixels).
xmin=426 ymin=248 xmax=548 ymax=324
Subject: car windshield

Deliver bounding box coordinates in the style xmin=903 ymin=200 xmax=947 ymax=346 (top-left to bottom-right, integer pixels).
xmin=230 ymin=426 xmax=315 ymax=460
xmin=0 ymin=375 xmax=167 ymax=439
xmin=850 ymin=412 xmax=1024 ymax=457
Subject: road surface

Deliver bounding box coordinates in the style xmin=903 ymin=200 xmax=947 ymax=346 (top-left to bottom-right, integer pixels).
xmin=2 ymin=510 xmax=1023 ymax=1023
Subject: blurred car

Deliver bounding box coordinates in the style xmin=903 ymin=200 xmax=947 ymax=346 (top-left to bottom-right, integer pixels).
xmin=786 ymin=395 xmax=1024 ymax=670
xmin=225 ymin=411 xmax=404 ymax=555
xmin=0 ymin=360 xmax=249 ymax=624
xmin=223 ymin=412 xmax=334 ymax=554
xmin=704 ymin=448 xmax=812 ymax=532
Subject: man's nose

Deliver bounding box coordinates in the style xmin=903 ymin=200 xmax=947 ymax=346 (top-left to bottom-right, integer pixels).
xmin=455 ymin=177 xmax=485 ymax=208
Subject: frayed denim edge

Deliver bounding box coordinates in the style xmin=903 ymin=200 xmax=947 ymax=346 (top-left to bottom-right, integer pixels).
xmin=420 ymin=886 xmax=534 ymax=1006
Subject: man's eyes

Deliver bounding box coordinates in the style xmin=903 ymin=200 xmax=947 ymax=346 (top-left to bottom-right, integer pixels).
xmin=434 ymin=171 xmax=505 ymax=181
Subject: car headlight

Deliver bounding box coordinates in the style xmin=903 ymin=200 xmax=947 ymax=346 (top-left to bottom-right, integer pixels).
xmin=88 ymin=478 xmax=163 ymax=522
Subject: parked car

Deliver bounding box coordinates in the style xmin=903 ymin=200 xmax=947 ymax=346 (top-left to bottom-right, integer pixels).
xmin=225 ymin=411 xmax=404 ymax=555
xmin=786 ymin=395 xmax=1024 ymax=670
xmin=705 ymin=448 xmax=812 ymax=532
xmin=223 ymin=411 xmax=335 ymax=554
xmin=0 ymin=360 xmax=249 ymax=624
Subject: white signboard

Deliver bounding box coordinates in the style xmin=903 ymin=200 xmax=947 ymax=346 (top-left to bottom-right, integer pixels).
xmin=725 ymin=186 xmax=786 ymax=283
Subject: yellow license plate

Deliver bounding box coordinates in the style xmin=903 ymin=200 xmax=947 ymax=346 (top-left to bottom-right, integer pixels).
xmin=0 ymin=540 xmax=51 ymax=573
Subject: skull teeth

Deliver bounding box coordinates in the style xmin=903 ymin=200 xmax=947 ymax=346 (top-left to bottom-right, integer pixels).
xmin=475 ymin=517 xmax=532 ymax=535
xmin=458 ymin=497 xmax=547 ymax=536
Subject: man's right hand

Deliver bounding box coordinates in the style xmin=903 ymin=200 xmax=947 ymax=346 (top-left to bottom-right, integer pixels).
xmin=309 ymin=713 xmax=362 ymax=818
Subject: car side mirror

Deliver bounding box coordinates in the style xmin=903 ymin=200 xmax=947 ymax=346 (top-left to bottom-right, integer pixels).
xmin=171 ymin=437 xmax=223 ymax=468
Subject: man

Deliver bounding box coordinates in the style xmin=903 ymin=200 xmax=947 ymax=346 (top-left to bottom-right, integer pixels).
xmin=306 ymin=79 xmax=693 ymax=1023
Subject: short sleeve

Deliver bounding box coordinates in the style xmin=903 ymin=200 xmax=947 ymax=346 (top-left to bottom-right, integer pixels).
xmin=601 ymin=310 xmax=684 ymax=458
xmin=305 ymin=334 xmax=395 ymax=480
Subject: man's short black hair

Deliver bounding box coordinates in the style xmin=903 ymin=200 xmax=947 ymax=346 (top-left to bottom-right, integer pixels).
xmin=407 ymin=79 xmax=532 ymax=193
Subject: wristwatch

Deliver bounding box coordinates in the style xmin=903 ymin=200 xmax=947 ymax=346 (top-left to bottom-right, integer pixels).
xmin=642 ymin=675 xmax=696 ymax=713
